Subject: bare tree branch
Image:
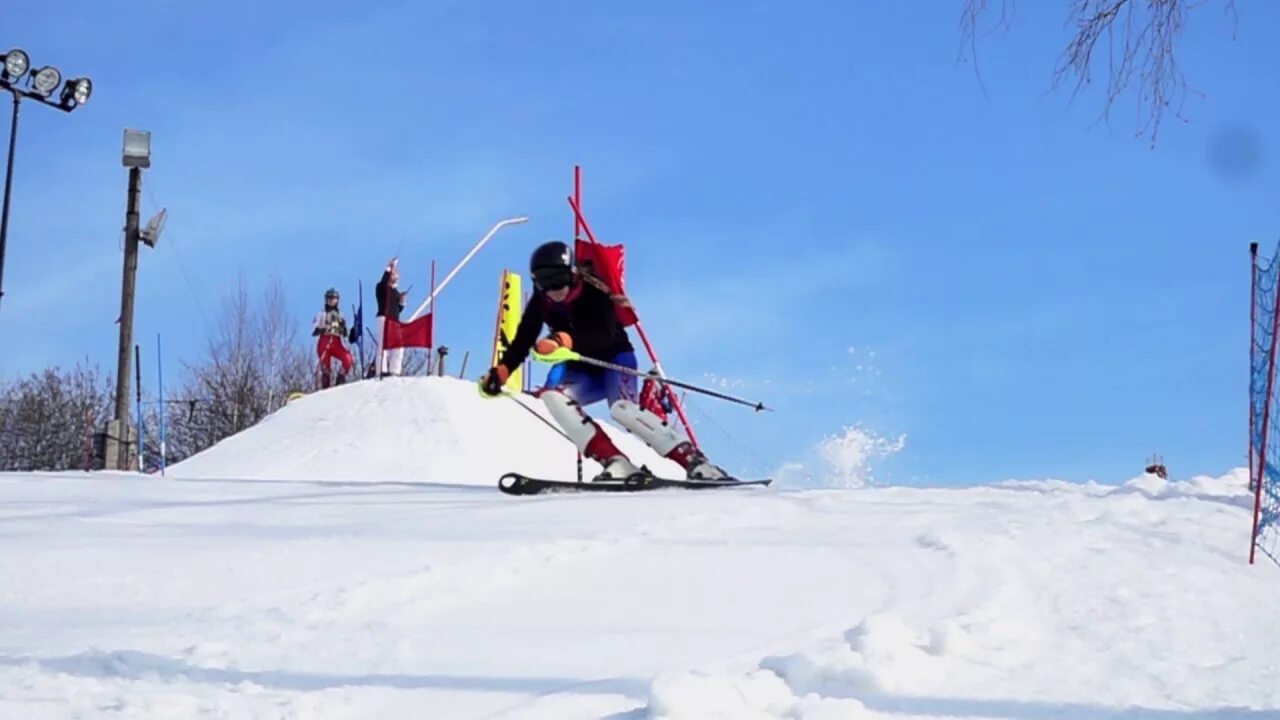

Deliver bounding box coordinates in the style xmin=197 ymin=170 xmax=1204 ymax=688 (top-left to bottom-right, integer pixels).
xmin=0 ymin=275 xmax=316 ymax=471
xmin=257 ymin=274 xmax=312 ymax=408
xmin=166 ymin=274 xmax=312 ymax=461
xmin=959 ymin=0 xmax=1238 ymax=145
xmin=958 ymin=0 xmax=1019 ymax=97
xmin=402 ymin=349 xmax=431 ymax=376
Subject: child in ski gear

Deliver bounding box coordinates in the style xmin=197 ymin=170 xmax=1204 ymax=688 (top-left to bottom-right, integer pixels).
xmin=376 ymin=260 xmax=408 ymax=376
xmin=313 ymin=288 xmax=354 ymax=389
xmin=480 ymin=240 xmax=728 ymax=482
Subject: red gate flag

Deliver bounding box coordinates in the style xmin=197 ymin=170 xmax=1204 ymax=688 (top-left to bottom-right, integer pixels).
xmin=383 ymin=314 xmax=433 ymax=349
xmin=575 ymin=239 xmax=637 ymax=327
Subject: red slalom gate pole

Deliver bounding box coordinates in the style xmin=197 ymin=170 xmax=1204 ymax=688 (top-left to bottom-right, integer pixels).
xmin=567 ymin=192 xmax=702 ymax=449
xmin=1251 ymin=243 xmax=1259 ymax=495
xmin=574 ymin=165 xmax=583 ymax=243
xmin=429 ymin=259 xmax=437 ymax=369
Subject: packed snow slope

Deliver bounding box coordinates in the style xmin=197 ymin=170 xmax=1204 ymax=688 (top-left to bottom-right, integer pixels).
xmin=1 ymin=376 xmax=1277 ymax=719
xmin=168 ymin=376 xmax=686 ymax=483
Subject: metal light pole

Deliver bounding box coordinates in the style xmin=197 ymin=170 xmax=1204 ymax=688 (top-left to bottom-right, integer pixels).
xmin=0 ymin=48 xmax=92 ymax=312
xmin=0 ymin=91 xmax=20 ymax=308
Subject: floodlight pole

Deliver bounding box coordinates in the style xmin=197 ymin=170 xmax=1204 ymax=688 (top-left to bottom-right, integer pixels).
xmin=0 ymin=90 xmax=20 ymax=311
xmin=110 ymin=164 xmax=142 ymax=470
xmin=0 ymin=49 xmax=93 ymax=315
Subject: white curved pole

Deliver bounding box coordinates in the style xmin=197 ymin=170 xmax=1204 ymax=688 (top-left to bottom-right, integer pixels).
xmin=409 ymin=216 xmax=529 ymax=321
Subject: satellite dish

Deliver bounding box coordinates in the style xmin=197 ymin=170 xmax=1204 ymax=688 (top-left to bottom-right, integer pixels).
xmin=140 ymin=208 xmax=166 ymax=248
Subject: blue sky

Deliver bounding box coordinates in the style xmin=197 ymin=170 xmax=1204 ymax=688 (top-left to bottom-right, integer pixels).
xmin=3 ymin=1 xmax=1277 ymax=486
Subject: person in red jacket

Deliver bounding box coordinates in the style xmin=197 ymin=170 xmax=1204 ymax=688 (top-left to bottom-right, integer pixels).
xmin=313 ymin=288 xmax=354 ymax=389
xmin=479 ymin=241 xmax=728 ymax=482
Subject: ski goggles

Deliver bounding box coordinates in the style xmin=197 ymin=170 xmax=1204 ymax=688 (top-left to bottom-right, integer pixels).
xmin=533 ymin=268 xmax=572 ymax=292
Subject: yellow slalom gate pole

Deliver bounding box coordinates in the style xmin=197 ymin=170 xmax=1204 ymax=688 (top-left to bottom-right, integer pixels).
xmin=491 ymin=269 xmax=523 ymax=391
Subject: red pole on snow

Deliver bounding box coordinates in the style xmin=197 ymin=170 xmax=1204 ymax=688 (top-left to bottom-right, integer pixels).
xmin=567 ymin=190 xmax=702 ymax=450
xmin=574 ymin=165 xmax=583 ymax=243
xmin=572 ymin=165 xmax=585 ymax=470
xmin=430 ymin=259 xmax=437 ymax=360
xmin=1250 ymin=244 xmax=1259 ymax=493
xmin=1251 ymin=245 xmax=1258 ymax=478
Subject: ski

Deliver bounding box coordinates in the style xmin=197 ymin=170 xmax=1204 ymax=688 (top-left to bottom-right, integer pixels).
xmin=497 ymin=472 xmax=772 ymax=496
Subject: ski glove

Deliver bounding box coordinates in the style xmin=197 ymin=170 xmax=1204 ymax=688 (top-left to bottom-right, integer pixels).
xmin=479 ymin=365 xmax=510 ymax=397
xmin=534 ymin=331 xmax=573 ymax=356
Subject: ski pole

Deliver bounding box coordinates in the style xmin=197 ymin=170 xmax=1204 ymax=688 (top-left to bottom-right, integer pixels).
xmin=501 ymin=389 xmax=569 ymax=441
xmin=533 ymin=347 xmax=773 ymax=412
xmin=500 ymin=388 xmax=584 ymax=483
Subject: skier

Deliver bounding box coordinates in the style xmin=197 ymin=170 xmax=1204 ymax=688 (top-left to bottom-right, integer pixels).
xmin=479 ymin=240 xmax=729 ymax=482
xmin=375 ymin=259 xmax=408 ymax=376
xmin=313 ymin=288 xmax=354 ymax=389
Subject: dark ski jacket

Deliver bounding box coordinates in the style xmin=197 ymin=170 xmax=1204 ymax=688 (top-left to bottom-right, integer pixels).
xmin=499 ymin=278 xmax=634 ymax=373
xmin=375 ymin=271 xmax=405 ymax=321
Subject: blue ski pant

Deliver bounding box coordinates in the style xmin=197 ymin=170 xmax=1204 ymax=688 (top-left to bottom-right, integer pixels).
xmin=544 ymin=351 xmax=638 ymax=407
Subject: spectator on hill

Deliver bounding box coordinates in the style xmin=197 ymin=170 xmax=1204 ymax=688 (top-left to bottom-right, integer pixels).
xmin=376 ymin=259 xmax=408 ymax=376
xmin=313 ymin=288 xmax=354 ymax=389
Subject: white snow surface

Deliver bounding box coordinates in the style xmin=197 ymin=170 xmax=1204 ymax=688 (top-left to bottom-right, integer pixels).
xmin=1 ymin=376 xmax=1277 ymax=719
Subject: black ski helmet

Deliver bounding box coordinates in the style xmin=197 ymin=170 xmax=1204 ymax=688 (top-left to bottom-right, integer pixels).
xmin=530 ymin=240 xmax=573 ymax=291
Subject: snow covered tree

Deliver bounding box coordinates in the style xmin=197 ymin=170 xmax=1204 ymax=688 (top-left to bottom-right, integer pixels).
xmin=959 ymin=0 xmax=1239 ymax=144
xmin=0 ymin=361 xmax=113 ymax=471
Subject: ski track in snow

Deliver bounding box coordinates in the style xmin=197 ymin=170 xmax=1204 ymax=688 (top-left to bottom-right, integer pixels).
xmin=0 ymin=381 xmax=1276 ymax=719
xmin=648 ymin=479 xmax=1276 ymax=720
xmin=2 ymin=474 xmax=1275 ymax=719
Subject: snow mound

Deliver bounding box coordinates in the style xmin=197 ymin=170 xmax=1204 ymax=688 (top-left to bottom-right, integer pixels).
xmin=998 ymin=467 xmax=1252 ymax=505
xmin=167 ymin=376 xmax=684 ymax=484
xmin=1115 ymin=467 xmax=1251 ymax=503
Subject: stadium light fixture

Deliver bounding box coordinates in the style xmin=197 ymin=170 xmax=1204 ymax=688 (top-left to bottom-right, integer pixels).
xmin=2 ymin=50 xmax=29 ymax=81
xmin=122 ymin=129 xmax=150 ymax=169
xmin=30 ymin=66 xmax=61 ymax=97
xmin=61 ymin=78 xmax=91 ymax=109
xmin=0 ymin=48 xmax=93 ymax=312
